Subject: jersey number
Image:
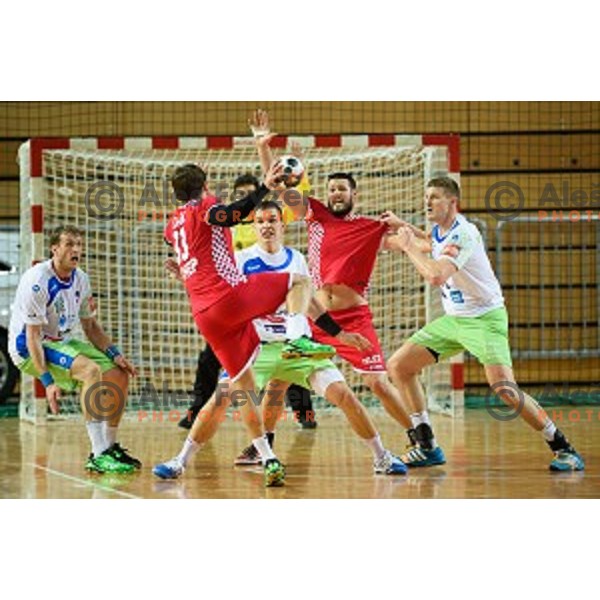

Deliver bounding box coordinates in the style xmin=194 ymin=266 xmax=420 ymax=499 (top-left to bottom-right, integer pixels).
xmin=173 ymin=228 xmax=190 ymax=263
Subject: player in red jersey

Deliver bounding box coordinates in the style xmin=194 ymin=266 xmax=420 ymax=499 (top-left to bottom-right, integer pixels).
xmin=157 ymin=161 xmax=334 ymax=487
xmin=250 ymin=110 xmax=415 ymax=443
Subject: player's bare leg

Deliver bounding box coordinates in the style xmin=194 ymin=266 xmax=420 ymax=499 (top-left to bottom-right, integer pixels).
xmin=387 ymin=342 xmax=446 ymax=467
xmin=263 ymin=379 xmax=289 ymax=433
xmin=320 ymin=379 xmax=406 ymax=474
xmin=71 ymin=356 xmax=138 ymax=473
xmin=485 ymin=364 xmax=584 ymax=471
xmin=154 ymin=367 xmax=286 ymax=485
xmin=235 ymin=379 xmax=288 ymax=466
xmin=361 ymin=372 xmax=413 ymax=430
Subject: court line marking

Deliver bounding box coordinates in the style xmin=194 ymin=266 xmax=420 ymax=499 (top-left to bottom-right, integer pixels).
xmin=29 ymin=463 xmax=141 ymax=499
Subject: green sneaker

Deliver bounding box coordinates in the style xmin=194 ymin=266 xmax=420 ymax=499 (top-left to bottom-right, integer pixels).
xmin=281 ymin=336 xmax=335 ymax=360
xmin=85 ymin=451 xmax=135 ymax=474
xmin=264 ymin=458 xmax=286 ymax=487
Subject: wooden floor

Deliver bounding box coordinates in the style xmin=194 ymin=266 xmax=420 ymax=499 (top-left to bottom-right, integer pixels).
xmin=0 ymin=407 xmax=597 ymax=499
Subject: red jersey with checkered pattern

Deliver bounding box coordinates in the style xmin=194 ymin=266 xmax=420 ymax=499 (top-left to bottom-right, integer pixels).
xmin=164 ymin=196 xmax=247 ymax=314
xmin=306 ymin=197 xmax=387 ymax=296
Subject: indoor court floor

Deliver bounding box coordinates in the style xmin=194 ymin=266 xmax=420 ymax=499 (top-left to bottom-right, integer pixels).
xmin=0 ymin=407 xmax=597 ymax=499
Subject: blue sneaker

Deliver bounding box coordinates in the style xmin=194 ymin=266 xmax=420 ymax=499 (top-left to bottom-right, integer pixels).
xmin=374 ymin=451 xmax=408 ymax=475
xmin=401 ymin=445 xmax=446 ymax=468
xmin=550 ymin=450 xmax=585 ymax=472
xmin=153 ymin=458 xmax=185 ymax=480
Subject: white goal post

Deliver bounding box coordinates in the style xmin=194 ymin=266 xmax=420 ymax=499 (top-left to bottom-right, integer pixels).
xmin=18 ymin=134 xmax=463 ymax=424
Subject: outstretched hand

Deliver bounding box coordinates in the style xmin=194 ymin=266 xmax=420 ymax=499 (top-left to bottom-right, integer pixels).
xmin=336 ymin=331 xmax=372 ymax=351
xmin=164 ymin=258 xmax=182 ymax=281
xmin=46 ymin=384 xmax=61 ymax=415
xmin=394 ymin=226 xmax=416 ymax=252
xmin=115 ymin=355 xmax=138 ymax=378
xmin=264 ymin=160 xmax=286 ymax=190
xmin=249 ymin=109 xmax=271 ymax=138
xmin=380 ymin=210 xmax=410 ymax=232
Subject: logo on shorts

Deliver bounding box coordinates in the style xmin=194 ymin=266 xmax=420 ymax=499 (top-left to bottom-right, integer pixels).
xmin=32 ymin=284 xmax=41 ymax=293
xmin=59 ymin=357 xmax=67 ymax=366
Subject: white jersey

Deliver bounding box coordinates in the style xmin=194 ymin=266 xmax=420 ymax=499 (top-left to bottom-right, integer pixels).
xmin=235 ymin=244 xmax=310 ymax=342
xmin=8 ymin=260 xmax=93 ymax=365
xmin=431 ymin=214 xmax=504 ymax=317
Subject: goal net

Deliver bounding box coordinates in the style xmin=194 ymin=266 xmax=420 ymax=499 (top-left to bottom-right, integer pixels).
xmin=18 ymin=137 xmax=460 ymax=423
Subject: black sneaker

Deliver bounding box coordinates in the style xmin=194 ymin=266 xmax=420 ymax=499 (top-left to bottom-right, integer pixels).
xmin=108 ymin=443 xmax=142 ymax=469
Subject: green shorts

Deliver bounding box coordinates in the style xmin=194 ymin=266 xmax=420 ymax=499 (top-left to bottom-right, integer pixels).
xmin=409 ymin=307 xmax=513 ymax=367
xmin=252 ymin=342 xmax=336 ymax=390
xmin=17 ymin=338 xmax=115 ymax=392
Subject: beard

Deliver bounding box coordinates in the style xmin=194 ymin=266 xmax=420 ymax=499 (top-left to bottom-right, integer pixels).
xmin=327 ymin=199 xmax=353 ymax=218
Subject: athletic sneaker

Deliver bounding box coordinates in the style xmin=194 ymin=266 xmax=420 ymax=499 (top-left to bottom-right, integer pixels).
xmin=264 ymin=458 xmax=286 ymax=487
xmin=153 ymin=458 xmax=185 ymax=480
xmin=549 ymin=450 xmax=585 ymax=472
xmin=373 ymin=451 xmax=408 ymax=475
xmin=281 ymin=336 xmax=335 ymax=360
xmin=234 ymin=433 xmax=275 ymax=466
xmin=107 ymin=443 xmax=142 ymax=469
xmin=234 ymin=444 xmax=262 ymax=466
xmin=401 ymin=445 xmax=446 ymax=468
xmin=85 ymin=451 xmax=135 ymax=474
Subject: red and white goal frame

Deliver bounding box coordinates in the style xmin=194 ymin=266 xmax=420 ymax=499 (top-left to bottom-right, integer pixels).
xmin=19 ymin=133 xmax=462 ymax=424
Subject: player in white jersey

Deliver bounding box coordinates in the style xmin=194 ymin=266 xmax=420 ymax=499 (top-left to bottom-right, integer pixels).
xmin=382 ymin=177 xmax=584 ymax=472
xmin=9 ymin=225 xmax=140 ymax=474
xmin=152 ymin=200 xmax=408 ymax=479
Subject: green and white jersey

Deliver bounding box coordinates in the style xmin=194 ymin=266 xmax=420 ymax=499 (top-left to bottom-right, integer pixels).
xmin=431 ymin=214 xmax=504 ymax=317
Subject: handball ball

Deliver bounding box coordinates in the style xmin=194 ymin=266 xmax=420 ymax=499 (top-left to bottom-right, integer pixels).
xmin=278 ymin=155 xmax=304 ymax=188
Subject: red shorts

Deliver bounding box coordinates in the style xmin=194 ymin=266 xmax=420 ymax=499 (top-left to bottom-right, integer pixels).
xmin=193 ymin=272 xmax=292 ymax=381
xmin=310 ymin=304 xmax=386 ymax=373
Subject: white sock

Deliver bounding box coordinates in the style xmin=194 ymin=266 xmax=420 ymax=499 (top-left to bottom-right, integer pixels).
xmin=176 ymin=436 xmax=202 ymax=467
xmin=410 ymin=411 xmax=431 ymax=428
xmin=103 ymin=424 xmax=118 ymax=447
xmin=365 ymin=434 xmax=386 ymax=461
xmin=287 ymin=313 xmax=310 ymax=341
xmin=542 ymin=420 xmax=557 ymax=442
xmin=253 ymin=435 xmax=276 ymax=462
xmin=86 ymin=421 xmax=109 ymax=457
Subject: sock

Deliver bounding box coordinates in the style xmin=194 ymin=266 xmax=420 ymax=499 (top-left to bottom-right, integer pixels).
xmin=365 ymin=434 xmax=386 ymax=461
xmin=546 ymin=428 xmax=574 ymax=453
xmin=176 ymin=436 xmax=202 ymax=467
xmin=253 ymin=435 xmax=276 ymax=462
xmin=410 ymin=410 xmax=431 ymax=428
xmin=86 ymin=420 xmax=109 ymax=457
xmin=541 ymin=420 xmax=557 ymax=442
xmin=103 ymin=424 xmax=118 ymax=447
xmin=266 ymin=431 xmax=275 ymax=449
xmin=287 ymin=313 xmax=310 ymax=341
xmin=411 ymin=411 xmax=437 ymax=450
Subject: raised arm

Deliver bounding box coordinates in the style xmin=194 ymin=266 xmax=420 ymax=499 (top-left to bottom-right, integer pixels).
xmin=206 ymin=161 xmax=284 ymax=227
xmin=249 ymin=109 xmax=276 ymax=175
